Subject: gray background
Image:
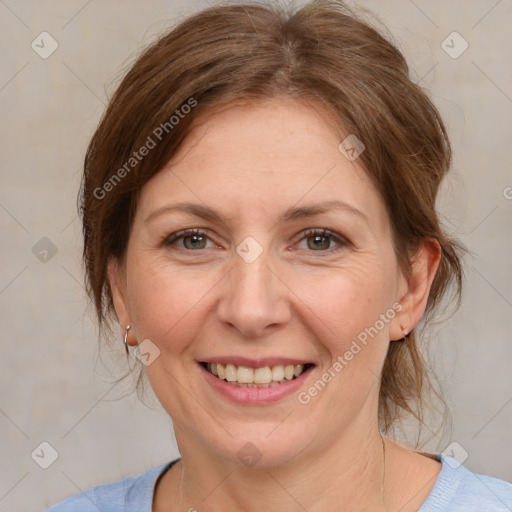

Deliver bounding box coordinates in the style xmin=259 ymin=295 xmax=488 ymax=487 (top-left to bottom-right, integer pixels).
xmin=1 ymin=1 xmax=511 ymax=510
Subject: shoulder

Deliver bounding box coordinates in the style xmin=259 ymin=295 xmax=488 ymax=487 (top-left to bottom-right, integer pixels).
xmin=420 ymin=453 xmax=512 ymax=511
xmin=45 ymin=460 xmax=177 ymax=512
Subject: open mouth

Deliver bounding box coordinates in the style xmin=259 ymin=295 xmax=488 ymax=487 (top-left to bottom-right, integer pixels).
xmin=200 ymin=362 xmax=315 ymax=388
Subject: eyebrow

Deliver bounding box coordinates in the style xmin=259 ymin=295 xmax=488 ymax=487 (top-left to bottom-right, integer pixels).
xmin=144 ymin=200 xmax=369 ymax=226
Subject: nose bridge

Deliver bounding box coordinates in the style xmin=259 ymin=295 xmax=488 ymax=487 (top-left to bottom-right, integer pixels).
xmin=217 ymin=240 xmax=290 ymax=337
xmin=235 ymin=247 xmax=274 ymax=301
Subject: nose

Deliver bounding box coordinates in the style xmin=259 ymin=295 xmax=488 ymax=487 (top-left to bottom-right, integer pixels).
xmin=217 ymin=246 xmax=291 ymax=339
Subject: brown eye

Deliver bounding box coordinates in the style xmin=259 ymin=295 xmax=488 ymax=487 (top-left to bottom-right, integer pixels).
xmin=297 ymin=228 xmax=347 ymax=252
xmin=164 ymin=229 xmax=213 ymax=250
xmin=307 ymin=234 xmax=331 ymax=251
xmin=182 ymin=233 xmax=207 ymax=250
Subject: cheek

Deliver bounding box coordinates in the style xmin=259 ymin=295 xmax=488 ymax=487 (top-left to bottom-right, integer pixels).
xmin=125 ymin=240 xmax=397 ymax=361
xmin=290 ymin=261 xmax=395 ymax=353
xmin=126 ymin=260 xmax=213 ymax=354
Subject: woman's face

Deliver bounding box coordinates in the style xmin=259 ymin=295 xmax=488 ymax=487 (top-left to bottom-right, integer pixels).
xmin=110 ymin=97 xmax=411 ymax=467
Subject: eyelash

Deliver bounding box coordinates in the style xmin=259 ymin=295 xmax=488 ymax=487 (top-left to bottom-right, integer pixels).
xmin=163 ymin=228 xmax=348 ymax=254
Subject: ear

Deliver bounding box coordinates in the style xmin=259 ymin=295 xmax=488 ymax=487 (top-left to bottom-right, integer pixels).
xmin=107 ymin=257 xmax=136 ymax=345
xmin=390 ymin=239 xmax=441 ymax=341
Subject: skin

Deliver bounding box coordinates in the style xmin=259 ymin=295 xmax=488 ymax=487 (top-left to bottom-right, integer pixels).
xmin=108 ymin=96 xmax=442 ymax=511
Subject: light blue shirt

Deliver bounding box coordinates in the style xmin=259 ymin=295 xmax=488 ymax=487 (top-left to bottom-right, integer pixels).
xmin=46 ymin=453 xmax=512 ymax=511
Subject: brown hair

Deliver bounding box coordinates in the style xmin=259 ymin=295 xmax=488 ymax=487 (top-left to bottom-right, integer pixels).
xmin=80 ymin=0 xmax=464 ymax=442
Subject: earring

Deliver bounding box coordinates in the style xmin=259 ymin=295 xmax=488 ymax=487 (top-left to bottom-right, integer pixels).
xmin=397 ymin=324 xmax=409 ymax=342
xmin=123 ymin=325 xmax=131 ymax=355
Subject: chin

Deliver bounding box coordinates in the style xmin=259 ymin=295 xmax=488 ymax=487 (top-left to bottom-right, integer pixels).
xmin=203 ymin=422 xmax=318 ymax=470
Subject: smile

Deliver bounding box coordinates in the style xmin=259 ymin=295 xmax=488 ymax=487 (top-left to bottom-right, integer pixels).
xmin=201 ymin=362 xmax=315 ymax=387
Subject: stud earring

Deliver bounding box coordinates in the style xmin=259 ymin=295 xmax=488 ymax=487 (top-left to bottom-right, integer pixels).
xmin=397 ymin=324 xmax=409 ymax=342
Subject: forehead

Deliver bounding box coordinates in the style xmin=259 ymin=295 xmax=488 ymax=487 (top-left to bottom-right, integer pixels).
xmin=168 ymin=96 xmax=354 ymax=180
xmin=136 ymin=97 xmax=389 ymax=232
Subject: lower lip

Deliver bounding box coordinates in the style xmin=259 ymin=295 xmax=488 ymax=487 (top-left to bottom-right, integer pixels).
xmin=199 ymin=363 xmax=314 ymax=405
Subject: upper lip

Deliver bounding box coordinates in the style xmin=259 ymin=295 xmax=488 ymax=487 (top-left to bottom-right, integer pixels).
xmin=200 ymin=356 xmax=314 ymax=368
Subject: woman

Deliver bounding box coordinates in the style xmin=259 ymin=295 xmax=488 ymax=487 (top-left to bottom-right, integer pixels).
xmin=47 ymin=1 xmax=512 ymax=510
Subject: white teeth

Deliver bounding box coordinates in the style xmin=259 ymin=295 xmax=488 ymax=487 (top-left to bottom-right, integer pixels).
xmin=254 ymin=366 xmax=272 ymax=384
xmin=237 ymin=366 xmax=254 ymax=383
xmin=206 ymin=362 xmax=309 ymax=385
xmin=225 ymin=364 xmax=237 ymax=382
xmin=271 ymin=365 xmax=285 ymax=381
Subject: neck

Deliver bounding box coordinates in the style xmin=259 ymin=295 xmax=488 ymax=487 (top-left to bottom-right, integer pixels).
xmin=168 ymin=420 xmax=391 ymax=512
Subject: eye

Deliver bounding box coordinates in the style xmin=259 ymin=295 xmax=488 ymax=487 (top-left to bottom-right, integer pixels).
xmin=164 ymin=228 xmax=215 ymax=250
xmin=163 ymin=227 xmax=349 ymax=253
xmin=295 ymin=228 xmax=347 ymax=252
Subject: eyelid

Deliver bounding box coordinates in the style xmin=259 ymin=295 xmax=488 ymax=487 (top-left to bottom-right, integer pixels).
xmin=164 ymin=228 xmax=215 ymax=247
xmin=164 ymin=227 xmax=349 ymax=253
xmin=292 ymin=228 xmax=349 ymax=252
